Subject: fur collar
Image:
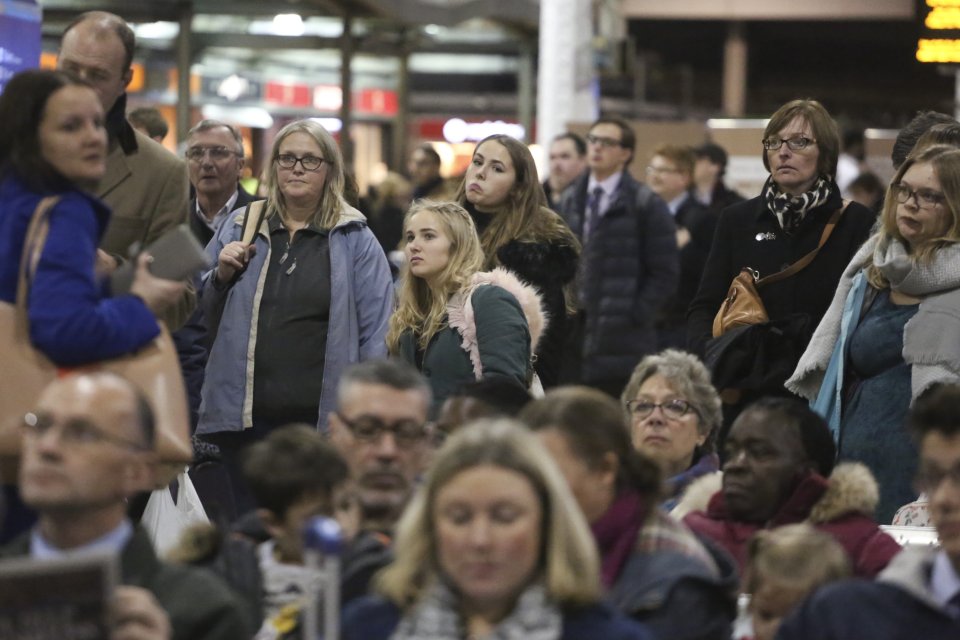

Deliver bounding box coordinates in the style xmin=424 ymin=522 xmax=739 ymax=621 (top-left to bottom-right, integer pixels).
xmin=674 ymin=462 xmax=880 ymax=524
xmin=446 ymin=267 xmax=547 ymax=379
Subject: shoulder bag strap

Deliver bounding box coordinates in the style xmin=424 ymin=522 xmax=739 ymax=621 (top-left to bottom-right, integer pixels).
xmin=757 ymin=200 xmax=849 ymax=287
xmin=16 ymin=196 xmax=61 ymax=310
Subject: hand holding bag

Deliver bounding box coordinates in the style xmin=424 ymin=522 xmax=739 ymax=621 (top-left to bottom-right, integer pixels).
xmin=141 ymin=468 xmax=209 ymax=558
xmin=712 ymin=203 xmax=847 ymax=337
xmin=0 ymin=197 xmax=193 ymax=485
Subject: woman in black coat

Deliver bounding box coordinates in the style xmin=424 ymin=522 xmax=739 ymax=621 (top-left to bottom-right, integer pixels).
xmin=686 ymin=100 xmax=875 ymax=437
xmin=455 ymin=134 xmax=580 ymax=388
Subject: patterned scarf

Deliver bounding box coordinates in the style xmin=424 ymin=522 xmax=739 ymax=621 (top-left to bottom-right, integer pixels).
xmin=390 ymin=580 xmax=562 ymax=640
xmin=763 ymin=176 xmax=832 ymax=235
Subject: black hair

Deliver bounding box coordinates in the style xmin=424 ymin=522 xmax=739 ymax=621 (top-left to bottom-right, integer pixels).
xmin=892 ymin=111 xmax=957 ymax=170
xmin=521 ymin=386 xmax=662 ymax=498
xmin=909 ymin=383 xmax=960 ymax=441
xmin=694 ymin=142 xmax=728 ymax=171
xmin=414 ymin=143 xmax=441 ymax=166
xmin=591 ymin=116 xmax=636 ymax=161
xmin=552 ymin=132 xmax=587 ymax=157
xmin=242 ymin=424 xmax=350 ymax=517
xmin=744 ymin=397 xmax=836 ymax=477
xmin=450 ymin=378 xmax=532 ymax=418
xmin=0 ymin=69 xmax=93 ymax=192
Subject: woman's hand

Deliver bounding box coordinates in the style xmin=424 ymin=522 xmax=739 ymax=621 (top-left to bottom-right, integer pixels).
xmin=215 ymin=241 xmax=256 ymax=284
xmin=129 ymin=253 xmax=187 ymax=316
xmin=95 ymin=249 xmax=119 ymax=278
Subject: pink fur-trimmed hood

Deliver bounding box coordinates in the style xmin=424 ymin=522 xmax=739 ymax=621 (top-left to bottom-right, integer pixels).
xmin=446 ymin=267 xmax=548 ymax=379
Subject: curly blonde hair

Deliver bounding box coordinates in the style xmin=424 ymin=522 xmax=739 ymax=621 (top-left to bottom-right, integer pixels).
xmin=386 ymin=200 xmax=485 ymax=353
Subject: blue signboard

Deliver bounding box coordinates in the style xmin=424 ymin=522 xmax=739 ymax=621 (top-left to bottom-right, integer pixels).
xmin=0 ymin=0 xmax=41 ymax=94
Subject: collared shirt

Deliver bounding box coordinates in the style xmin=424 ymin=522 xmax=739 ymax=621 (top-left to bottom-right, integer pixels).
xmin=666 ymin=192 xmax=689 ymax=216
xmin=587 ymin=172 xmax=623 ymax=220
xmin=30 ymin=519 xmax=133 ymax=559
xmin=930 ymin=550 xmax=960 ymax=615
xmin=195 ymin=189 xmax=241 ymax=235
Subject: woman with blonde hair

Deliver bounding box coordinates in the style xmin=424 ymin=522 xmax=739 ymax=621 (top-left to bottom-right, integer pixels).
xmin=789 ymin=144 xmax=960 ymax=521
xmin=198 ymin=119 xmax=393 ymax=511
xmin=457 ymin=134 xmax=580 ymax=388
xmin=388 ymin=199 xmax=545 ymax=410
xmin=342 ymin=419 xmax=653 ymax=640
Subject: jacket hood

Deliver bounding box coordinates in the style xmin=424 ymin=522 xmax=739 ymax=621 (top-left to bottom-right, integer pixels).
xmin=447 ymin=266 xmax=547 ymax=379
xmin=674 ymin=462 xmax=881 ymax=524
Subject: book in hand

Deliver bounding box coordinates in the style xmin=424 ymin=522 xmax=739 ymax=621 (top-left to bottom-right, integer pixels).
xmin=110 ymin=224 xmax=212 ymax=295
xmin=0 ymin=552 xmax=118 ymax=639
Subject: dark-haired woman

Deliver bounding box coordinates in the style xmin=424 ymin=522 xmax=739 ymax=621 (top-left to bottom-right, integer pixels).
xmin=522 ymin=387 xmax=737 ymax=640
xmin=457 ymin=134 xmax=580 ymax=388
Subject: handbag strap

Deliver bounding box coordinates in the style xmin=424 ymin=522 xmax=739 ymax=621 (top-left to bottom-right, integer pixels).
xmin=15 ymin=196 xmax=61 ymax=311
xmin=757 ymin=201 xmax=849 ymax=287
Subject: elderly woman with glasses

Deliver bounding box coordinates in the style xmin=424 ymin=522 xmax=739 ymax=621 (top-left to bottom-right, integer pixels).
xmin=620 ymin=350 xmax=723 ymax=511
xmin=687 ymin=100 xmax=876 ymax=439
xmin=197 ymin=119 xmax=393 ymax=512
xmin=789 ymin=144 xmax=960 ymax=522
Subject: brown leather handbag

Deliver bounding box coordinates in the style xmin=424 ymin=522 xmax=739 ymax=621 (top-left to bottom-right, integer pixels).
xmin=712 ymin=203 xmax=847 ymax=338
xmin=0 ymin=197 xmax=193 ymax=484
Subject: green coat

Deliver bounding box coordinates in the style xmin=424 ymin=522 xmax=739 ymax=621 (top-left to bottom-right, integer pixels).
xmin=398 ymin=284 xmax=531 ymax=411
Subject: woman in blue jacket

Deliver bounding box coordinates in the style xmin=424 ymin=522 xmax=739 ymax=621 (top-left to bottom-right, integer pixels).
xmin=342 ymin=419 xmax=653 ymax=640
xmin=0 ymin=69 xmax=182 ymax=366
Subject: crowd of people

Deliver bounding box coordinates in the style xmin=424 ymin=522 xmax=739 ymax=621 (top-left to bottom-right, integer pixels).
xmin=1 ymin=8 xmax=960 ymax=640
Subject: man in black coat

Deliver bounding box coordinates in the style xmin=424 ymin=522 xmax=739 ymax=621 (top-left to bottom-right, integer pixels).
xmin=559 ymin=116 xmax=679 ymax=397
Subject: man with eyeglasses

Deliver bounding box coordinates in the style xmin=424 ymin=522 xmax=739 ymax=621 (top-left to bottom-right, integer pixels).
xmin=184 ymin=120 xmax=262 ymax=247
xmin=327 ymin=360 xmax=432 ymax=536
xmin=1 ymin=372 xmax=252 ymax=640
xmin=778 ymin=383 xmax=960 ymax=639
xmin=58 ymin=12 xmax=193 ymax=329
xmin=559 ymin=116 xmax=678 ymax=397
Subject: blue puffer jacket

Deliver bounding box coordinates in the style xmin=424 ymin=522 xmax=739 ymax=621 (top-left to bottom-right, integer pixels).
xmin=197 ymin=202 xmax=393 ymax=433
xmin=0 ymin=173 xmax=158 ymax=366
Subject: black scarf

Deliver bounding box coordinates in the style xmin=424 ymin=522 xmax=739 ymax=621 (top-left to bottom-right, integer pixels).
xmin=763 ymin=176 xmax=831 ymax=235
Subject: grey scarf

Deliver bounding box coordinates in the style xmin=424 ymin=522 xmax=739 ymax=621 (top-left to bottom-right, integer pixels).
xmin=390 ymin=580 xmax=562 ymax=640
xmin=787 ymin=234 xmax=960 ymax=401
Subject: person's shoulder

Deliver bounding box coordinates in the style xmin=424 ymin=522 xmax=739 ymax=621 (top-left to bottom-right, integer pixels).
xmin=562 ymin=602 xmax=654 ymax=640
xmin=342 ymin=595 xmax=402 ymax=640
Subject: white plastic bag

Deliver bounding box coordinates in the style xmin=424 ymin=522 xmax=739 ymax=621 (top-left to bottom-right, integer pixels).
xmin=141 ymin=468 xmax=209 ymax=558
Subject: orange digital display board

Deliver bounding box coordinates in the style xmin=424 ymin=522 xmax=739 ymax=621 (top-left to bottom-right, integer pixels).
xmin=918 ymin=0 xmax=960 ymax=62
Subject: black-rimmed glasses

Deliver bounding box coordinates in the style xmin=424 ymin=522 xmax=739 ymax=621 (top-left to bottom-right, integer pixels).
xmin=335 ymin=412 xmax=429 ymax=445
xmin=276 ymin=154 xmax=326 ymax=171
xmin=625 ymin=399 xmax=697 ymax=420
xmin=586 ymin=134 xmax=624 ymax=149
xmin=762 ymin=136 xmax=817 ymax=151
xmin=21 ymin=412 xmax=149 ymax=450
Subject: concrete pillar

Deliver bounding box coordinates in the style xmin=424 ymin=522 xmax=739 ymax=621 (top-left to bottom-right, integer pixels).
xmin=536 ymin=0 xmax=597 ymax=149
xmin=176 ymin=5 xmax=193 ymax=144
xmin=339 ymin=13 xmax=354 ymax=169
xmin=392 ymin=40 xmax=410 ymax=172
xmin=518 ymin=39 xmax=535 ymax=142
xmin=722 ymin=21 xmax=747 ymax=117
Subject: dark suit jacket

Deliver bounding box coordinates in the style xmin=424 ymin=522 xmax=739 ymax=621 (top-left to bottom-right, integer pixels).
xmin=188 ymin=186 xmax=261 ymax=248
xmin=1 ymin=526 xmax=253 ymax=640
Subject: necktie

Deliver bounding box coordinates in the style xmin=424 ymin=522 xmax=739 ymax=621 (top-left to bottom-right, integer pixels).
xmin=584 ymin=186 xmax=604 ymax=241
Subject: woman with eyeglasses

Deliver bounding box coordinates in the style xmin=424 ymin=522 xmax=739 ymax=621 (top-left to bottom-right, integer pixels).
xmin=197 ymin=119 xmax=393 ymax=512
xmin=521 ymin=388 xmax=737 ymax=640
xmin=789 ymin=144 xmax=960 ymax=521
xmin=621 ymin=350 xmax=723 ymax=511
xmin=456 ymin=134 xmax=580 ymax=389
xmin=687 ymin=99 xmax=876 ymax=441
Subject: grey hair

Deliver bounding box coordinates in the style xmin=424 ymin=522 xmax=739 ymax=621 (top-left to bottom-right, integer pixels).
xmin=620 ymin=349 xmax=722 ymax=451
xmin=336 ymin=359 xmax=432 ymax=408
xmin=187 ymin=119 xmax=244 ymax=154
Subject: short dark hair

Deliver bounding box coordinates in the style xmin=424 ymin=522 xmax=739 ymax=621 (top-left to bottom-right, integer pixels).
xmin=128 ymin=107 xmax=168 ymax=141
xmin=414 ymin=143 xmax=441 ymax=166
xmin=243 ymin=424 xmax=350 ymax=518
xmin=521 ymin=386 xmax=662 ymax=498
xmin=910 ymin=383 xmax=960 ymax=441
xmin=892 ymin=111 xmax=957 ymax=170
xmin=337 ymin=359 xmax=431 ymax=405
xmin=694 ymin=142 xmax=728 ymax=172
xmin=0 ymin=69 xmax=94 ymax=191
xmin=762 ymin=99 xmax=840 ymax=178
xmin=451 ymin=378 xmax=533 ymax=417
xmin=914 ymin=122 xmax=960 ymax=155
xmin=62 ymin=11 xmax=135 ymax=74
xmin=591 ymin=116 xmax=636 ymax=160
xmin=847 ymin=171 xmax=884 ymax=197
xmin=744 ymin=397 xmax=836 ymax=477
xmin=552 ymin=132 xmax=586 ymax=157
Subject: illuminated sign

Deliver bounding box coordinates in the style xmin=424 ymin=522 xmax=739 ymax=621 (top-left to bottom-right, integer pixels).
xmin=917 ymin=0 xmax=960 ymax=63
xmin=442 ymin=118 xmax=525 ymax=143
xmin=0 ymin=0 xmax=41 ymax=93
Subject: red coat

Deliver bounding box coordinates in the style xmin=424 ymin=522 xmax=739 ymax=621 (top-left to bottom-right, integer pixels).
xmin=682 ymin=464 xmax=901 ymax=578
